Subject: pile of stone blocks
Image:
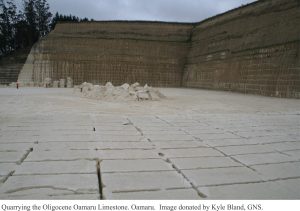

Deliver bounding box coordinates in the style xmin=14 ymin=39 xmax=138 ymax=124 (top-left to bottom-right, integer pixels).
xmin=75 ymin=82 xmax=166 ymax=101
xmin=43 ymin=77 xmax=74 ymax=88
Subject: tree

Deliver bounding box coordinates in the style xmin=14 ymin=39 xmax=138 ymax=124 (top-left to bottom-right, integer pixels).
xmin=23 ymin=0 xmax=38 ymax=43
xmin=49 ymin=12 xmax=59 ymax=30
xmin=14 ymin=19 xmax=32 ymax=49
xmin=81 ymin=17 xmax=89 ymax=22
xmin=22 ymin=0 xmax=52 ymax=43
xmin=35 ymin=0 xmax=52 ymax=37
xmin=0 ymin=0 xmax=10 ymax=55
xmin=0 ymin=0 xmax=92 ymax=58
xmin=0 ymin=0 xmax=19 ymax=55
xmin=50 ymin=12 xmax=90 ymax=30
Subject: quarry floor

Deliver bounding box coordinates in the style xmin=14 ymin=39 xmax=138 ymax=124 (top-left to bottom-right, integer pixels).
xmin=0 ymin=87 xmax=300 ymax=199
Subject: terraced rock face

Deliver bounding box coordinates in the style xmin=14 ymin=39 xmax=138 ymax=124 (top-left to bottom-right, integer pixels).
xmin=183 ymin=0 xmax=300 ymax=98
xmin=18 ymin=22 xmax=193 ymax=87
xmin=17 ymin=0 xmax=300 ymax=98
xmin=0 ymin=48 xmax=31 ymax=85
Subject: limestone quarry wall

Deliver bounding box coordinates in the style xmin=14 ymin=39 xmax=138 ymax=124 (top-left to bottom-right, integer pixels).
xmin=17 ymin=0 xmax=300 ymax=98
xmin=19 ymin=22 xmax=193 ymax=87
xmin=0 ymin=48 xmax=31 ymax=85
xmin=183 ymin=0 xmax=300 ymax=98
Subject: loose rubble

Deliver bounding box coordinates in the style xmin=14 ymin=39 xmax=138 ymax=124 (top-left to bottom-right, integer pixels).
xmin=74 ymin=82 xmax=166 ymax=101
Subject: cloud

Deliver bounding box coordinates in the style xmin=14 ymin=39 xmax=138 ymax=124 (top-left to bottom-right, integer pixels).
xmin=17 ymin=0 xmax=258 ymax=22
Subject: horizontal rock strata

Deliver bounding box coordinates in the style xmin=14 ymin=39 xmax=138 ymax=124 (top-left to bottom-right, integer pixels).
xmin=17 ymin=0 xmax=300 ymax=98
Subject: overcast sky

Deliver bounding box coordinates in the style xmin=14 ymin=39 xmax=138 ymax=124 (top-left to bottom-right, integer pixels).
xmin=17 ymin=0 xmax=257 ymax=22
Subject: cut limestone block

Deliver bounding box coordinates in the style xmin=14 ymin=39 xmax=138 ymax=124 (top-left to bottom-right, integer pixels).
xmin=102 ymin=171 xmax=191 ymax=194
xmin=182 ymin=167 xmax=262 ymax=187
xmin=199 ymin=181 xmax=295 ymax=199
xmin=160 ymin=148 xmax=223 ymax=158
xmin=0 ymin=151 xmax=28 ymax=163
xmin=232 ymin=152 xmax=295 ymax=166
xmin=14 ymin=160 xmax=97 ymax=175
xmin=66 ymin=77 xmax=73 ymax=88
xmin=251 ymin=162 xmax=300 ymax=180
xmin=0 ymin=174 xmax=98 ymax=196
xmin=170 ymin=157 xmax=242 ymax=170
xmin=104 ymin=188 xmax=200 ymax=200
xmin=59 ymin=79 xmax=65 ymax=88
xmin=101 ymin=159 xmax=173 ymax=173
xmin=216 ymin=144 xmax=276 ymax=155
xmin=0 ymin=188 xmax=99 ymax=200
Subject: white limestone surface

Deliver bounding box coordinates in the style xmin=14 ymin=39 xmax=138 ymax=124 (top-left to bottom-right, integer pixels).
xmin=0 ymin=87 xmax=299 ymax=199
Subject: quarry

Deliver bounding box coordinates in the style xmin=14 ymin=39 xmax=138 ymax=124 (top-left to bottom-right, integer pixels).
xmin=14 ymin=0 xmax=300 ymax=98
xmin=0 ymin=0 xmax=300 ymax=200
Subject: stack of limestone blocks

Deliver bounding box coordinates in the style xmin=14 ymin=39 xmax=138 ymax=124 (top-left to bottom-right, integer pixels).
xmin=44 ymin=77 xmax=73 ymax=88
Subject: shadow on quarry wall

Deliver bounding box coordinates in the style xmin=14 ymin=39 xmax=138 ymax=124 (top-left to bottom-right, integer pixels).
xmin=0 ymin=48 xmax=31 ymax=85
xmin=14 ymin=0 xmax=300 ymax=98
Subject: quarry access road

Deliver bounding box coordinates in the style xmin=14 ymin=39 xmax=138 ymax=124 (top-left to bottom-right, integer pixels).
xmin=0 ymin=87 xmax=299 ymax=199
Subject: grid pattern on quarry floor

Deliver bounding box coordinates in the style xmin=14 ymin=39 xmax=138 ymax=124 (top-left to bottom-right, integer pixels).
xmin=0 ymin=88 xmax=300 ymax=199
